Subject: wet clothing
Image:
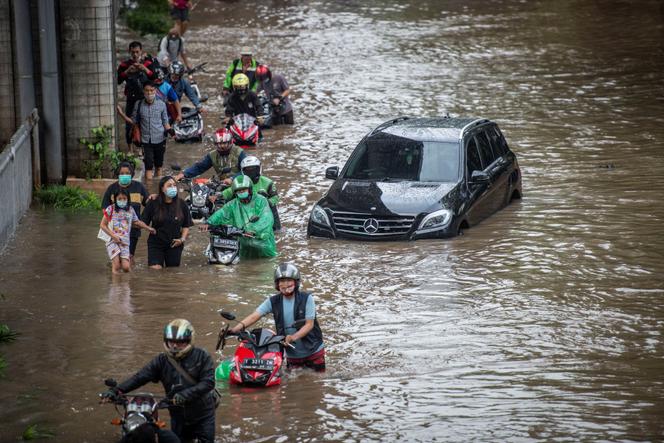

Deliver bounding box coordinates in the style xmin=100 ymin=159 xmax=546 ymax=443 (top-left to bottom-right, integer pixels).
xmin=102 ymin=181 xmax=149 ymax=255
xmin=143 ymin=141 xmax=167 ymax=171
xmin=132 ymin=99 xmax=169 ymax=145
xmin=257 ymin=74 xmax=293 ymax=116
xmin=287 ymin=348 xmax=326 ymax=371
xmin=223 ymin=58 xmax=259 ymax=92
xmin=169 ymin=77 xmax=201 ymax=108
xmin=117 ymin=348 xmax=216 ymax=443
xmin=141 ymin=197 xmax=193 ymax=267
xmin=183 ymin=147 xmax=246 ymax=180
xmin=206 ymin=193 xmax=277 ymax=258
xmin=103 ymin=205 xmax=139 ymax=260
xmin=259 ymin=291 xmax=324 ymax=359
xmin=220 ymin=175 xmax=280 ymax=230
xmin=225 ymin=90 xmax=261 ymax=118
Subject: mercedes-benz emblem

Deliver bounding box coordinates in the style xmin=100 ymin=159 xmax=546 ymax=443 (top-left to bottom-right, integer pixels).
xmin=363 ymin=218 xmax=379 ymax=234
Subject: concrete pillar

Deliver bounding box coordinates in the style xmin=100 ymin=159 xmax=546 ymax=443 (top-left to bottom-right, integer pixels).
xmin=60 ymin=0 xmax=116 ymax=177
xmin=0 ymin=0 xmax=15 ymax=148
xmin=38 ymin=0 xmax=64 ymax=183
xmin=12 ymin=0 xmax=37 ymax=121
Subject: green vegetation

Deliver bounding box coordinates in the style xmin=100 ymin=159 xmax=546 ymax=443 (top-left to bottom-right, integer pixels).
xmin=34 ymin=185 xmax=101 ymax=211
xmin=123 ymin=0 xmax=171 ymax=36
xmin=80 ymin=125 xmax=139 ymax=179
xmin=22 ymin=424 xmax=55 ymax=440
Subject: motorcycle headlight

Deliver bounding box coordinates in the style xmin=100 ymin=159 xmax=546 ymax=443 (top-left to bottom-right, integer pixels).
xmin=310 ymin=205 xmax=331 ymax=227
xmin=193 ymin=195 xmax=206 ymax=206
xmin=417 ymin=209 xmax=453 ymax=232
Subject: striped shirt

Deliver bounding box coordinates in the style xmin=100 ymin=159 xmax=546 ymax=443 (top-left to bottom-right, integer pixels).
xmin=132 ymin=98 xmax=168 ymax=144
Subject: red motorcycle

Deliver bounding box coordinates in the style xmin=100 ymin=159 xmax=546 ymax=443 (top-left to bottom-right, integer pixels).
xmin=216 ymin=310 xmax=295 ymax=387
xmin=228 ymin=113 xmax=260 ymax=149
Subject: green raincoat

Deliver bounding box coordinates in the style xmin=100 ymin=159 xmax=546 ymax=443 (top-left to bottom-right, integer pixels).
xmin=207 ymin=193 xmax=277 ymax=258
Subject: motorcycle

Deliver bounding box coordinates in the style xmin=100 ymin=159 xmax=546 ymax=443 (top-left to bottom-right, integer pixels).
xmin=205 ymin=224 xmax=245 ymax=265
xmin=258 ymin=91 xmax=286 ymax=130
xmin=228 ymin=113 xmax=260 ymax=149
xmin=214 ymin=310 xmax=296 ymax=387
xmin=173 ymin=62 xmax=208 ymax=143
xmin=172 ymin=165 xmax=231 ymax=221
xmin=99 ymin=378 xmax=170 ymax=438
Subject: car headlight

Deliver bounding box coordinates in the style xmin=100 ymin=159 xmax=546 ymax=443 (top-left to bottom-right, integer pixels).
xmin=418 ymin=209 xmax=453 ymax=232
xmin=310 ymin=205 xmax=331 ymax=227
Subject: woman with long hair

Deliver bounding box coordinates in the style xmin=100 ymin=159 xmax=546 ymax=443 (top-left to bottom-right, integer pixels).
xmin=141 ymin=176 xmax=193 ymax=269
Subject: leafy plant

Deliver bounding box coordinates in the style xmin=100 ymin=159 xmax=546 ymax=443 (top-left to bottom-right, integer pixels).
xmin=22 ymin=424 xmax=55 ymax=440
xmin=34 ymin=185 xmax=101 ymax=211
xmin=123 ymin=0 xmax=171 ymax=36
xmin=0 ymin=324 xmax=18 ymax=343
xmin=80 ymin=125 xmax=139 ymax=179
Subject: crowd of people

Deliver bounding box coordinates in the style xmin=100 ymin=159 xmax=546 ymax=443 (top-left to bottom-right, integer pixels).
xmin=101 ymin=5 xmax=321 ymax=443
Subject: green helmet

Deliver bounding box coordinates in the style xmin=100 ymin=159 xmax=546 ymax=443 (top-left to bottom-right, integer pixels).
xmin=231 ymin=175 xmax=253 ymax=194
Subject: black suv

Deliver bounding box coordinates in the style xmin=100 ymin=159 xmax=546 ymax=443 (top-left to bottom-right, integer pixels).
xmin=307 ymin=116 xmax=522 ymax=240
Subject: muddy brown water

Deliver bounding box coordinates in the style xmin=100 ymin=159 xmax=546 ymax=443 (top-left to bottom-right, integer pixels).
xmin=2 ymin=1 xmax=664 ymax=441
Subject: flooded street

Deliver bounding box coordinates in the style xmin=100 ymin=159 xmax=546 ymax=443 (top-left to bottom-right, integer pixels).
xmin=2 ymin=0 xmax=664 ymax=441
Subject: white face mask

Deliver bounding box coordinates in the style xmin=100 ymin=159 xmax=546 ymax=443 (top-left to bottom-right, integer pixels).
xmin=145 ymin=93 xmax=156 ymax=102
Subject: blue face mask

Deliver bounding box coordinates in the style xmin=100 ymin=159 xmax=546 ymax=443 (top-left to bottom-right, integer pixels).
xmin=118 ymin=174 xmax=132 ymax=186
xmin=116 ymin=199 xmax=128 ymax=209
xmin=236 ymin=191 xmax=250 ymax=199
xmin=165 ymin=187 xmax=178 ymax=198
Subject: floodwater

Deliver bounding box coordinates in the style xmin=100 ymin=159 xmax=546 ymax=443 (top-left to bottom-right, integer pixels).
xmin=2 ymin=0 xmax=664 ymax=441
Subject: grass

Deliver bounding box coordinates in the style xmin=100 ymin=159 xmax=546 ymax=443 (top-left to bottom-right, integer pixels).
xmin=123 ymin=0 xmax=171 ymax=36
xmin=22 ymin=424 xmax=55 ymax=440
xmin=34 ymin=185 xmax=101 ymax=211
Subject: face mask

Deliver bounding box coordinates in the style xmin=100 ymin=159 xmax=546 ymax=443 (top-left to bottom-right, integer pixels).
xmin=145 ymin=93 xmax=156 ymax=102
xmin=236 ymin=191 xmax=250 ymax=199
xmin=165 ymin=187 xmax=178 ymax=198
xmin=118 ymin=174 xmax=132 ymax=186
xmin=116 ymin=200 xmax=128 ymax=209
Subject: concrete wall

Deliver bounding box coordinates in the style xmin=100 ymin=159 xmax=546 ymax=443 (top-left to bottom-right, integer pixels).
xmin=0 ymin=0 xmax=16 ymax=148
xmin=60 ymin=0 xmax=116 ymax=177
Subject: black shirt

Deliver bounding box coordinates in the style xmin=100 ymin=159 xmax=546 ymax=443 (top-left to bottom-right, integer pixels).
xmin=224 ymin=91 xmax=261 ymax=117
xmin=141 ymin=198 xmax=193 ymax=245
xmin=102 ymin=181 xmax=149 ymax=237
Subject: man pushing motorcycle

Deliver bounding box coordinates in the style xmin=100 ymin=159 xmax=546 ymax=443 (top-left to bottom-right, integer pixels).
xmin=174 ymin=128 xmax=245 ymax=185
xmin=229 ymin=263 xmax=326 ymax=371
xmin=101 ymin=319 xmax=216 ymax=443
xmin=202 ymin=175 xmax=277 ymax=258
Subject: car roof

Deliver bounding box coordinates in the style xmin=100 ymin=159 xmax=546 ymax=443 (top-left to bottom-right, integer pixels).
xmin=369 ymin=116 xmax=490 ymax=143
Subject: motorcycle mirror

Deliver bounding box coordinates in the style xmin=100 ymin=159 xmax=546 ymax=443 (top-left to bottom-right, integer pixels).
xmin=249 ymin=215 xmax=259 ymax=223
xmin=170 ymin=164 xmax=182 ymax=171
xmin=220 ymin=167 xmax=232 ymax=174
xmin=104 ymin=378 xmax=118 ymax=388
xmin=218 ymin=310 xmax=236 ymax=321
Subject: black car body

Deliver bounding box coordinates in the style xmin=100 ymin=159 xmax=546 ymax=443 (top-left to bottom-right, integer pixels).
xmin=307 ymin=116 xmax=522 ymax=240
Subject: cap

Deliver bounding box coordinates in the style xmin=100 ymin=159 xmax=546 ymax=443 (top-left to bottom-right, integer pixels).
xmin=240 ymin=47 xmax=253 ymax=56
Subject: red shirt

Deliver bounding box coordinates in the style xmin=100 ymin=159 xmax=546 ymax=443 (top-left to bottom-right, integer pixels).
xmin=173 ymin=0 xmax=189 ymax=9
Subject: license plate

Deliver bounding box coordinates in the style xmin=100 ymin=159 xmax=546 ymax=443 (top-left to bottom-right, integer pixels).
xmin=213 ymin=238 xmax=238 ymax=248
xmin=240 ymin=358 xmax=274 ymax=371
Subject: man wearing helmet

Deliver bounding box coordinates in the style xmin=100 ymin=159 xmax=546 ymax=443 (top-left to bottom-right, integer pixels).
xmin=256 ymin=64 xmax=294 ymax=125
xmin=203 ymin=175 xmax=277 ymax=258
xmin=103 ymin=319 xmax=216 ymax=443
xmin=167 ymin=61 xmax=203 ymax=112
xmin=154 ymin=67 xmax=182 ymax=123
xmin=222 ymin=47 xmax=259 ymax=95
xmin=224 ymin=73 xmax=262 ymax=124
xmin=220 ymin=155 xmax=281 ymax=230
xmin=230 ymin=263 xmax=326 ymax=371
xmin=174 ymin=128 xmax=246 ymax=186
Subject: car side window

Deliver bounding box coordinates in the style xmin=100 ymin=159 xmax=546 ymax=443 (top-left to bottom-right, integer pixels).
xmin=475 ymin=132 xmax=495 ymax=169
xmin=466 ymin=137 xmax=482 ymax=176
xmin=488 ymin=126 xmax=508 ymax=157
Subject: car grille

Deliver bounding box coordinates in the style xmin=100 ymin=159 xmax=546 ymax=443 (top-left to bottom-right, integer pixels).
xmin=331 ymin=210 xmax=415 ymax=237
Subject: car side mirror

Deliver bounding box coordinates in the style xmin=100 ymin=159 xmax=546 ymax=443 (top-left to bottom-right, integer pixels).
xmin=325 ymin=166 xmax=339 ymax=180
xmin=470 ymin=170 xmax=490 ymax=184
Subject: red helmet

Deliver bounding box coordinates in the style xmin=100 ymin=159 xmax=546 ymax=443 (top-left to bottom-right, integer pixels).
xmin=214 ymin=128 xmax=232 ymax=144
xmin=256 ymin=64 xmax=271 ymax=80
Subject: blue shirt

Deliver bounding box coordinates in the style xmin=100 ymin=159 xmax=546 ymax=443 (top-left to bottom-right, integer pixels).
xmin=157 ymin=81 xmax=179 ymax=102
xmin=257 ymin=293 xmax=322 ymax=358
xmin=169 ymin=78 xmax=201 ymax=108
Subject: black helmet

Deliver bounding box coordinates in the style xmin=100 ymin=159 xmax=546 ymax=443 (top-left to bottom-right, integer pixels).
xmin=274 ymin=262 xmax=300 ymax=290
xmin=169 ymin=61 xmax=186 ymax=77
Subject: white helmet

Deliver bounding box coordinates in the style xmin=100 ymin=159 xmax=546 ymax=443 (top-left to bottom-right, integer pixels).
xmin=240 ymin=155 xmax=261 ymax=181
xmin=240 ymin=156 xmax=261 ymax=169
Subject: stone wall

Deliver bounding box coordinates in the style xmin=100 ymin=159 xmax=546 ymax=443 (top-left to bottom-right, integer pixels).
xmin=60 ymin=0 xmax=116 ymax=177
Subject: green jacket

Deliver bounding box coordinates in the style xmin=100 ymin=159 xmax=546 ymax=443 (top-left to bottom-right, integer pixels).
xmin=207 ymin=193 xmax=276 ymax=258
xmin=221 ymin=175 xmax=278 ymax=207
xmin=223 ymin=58 xmax=259 ymax=92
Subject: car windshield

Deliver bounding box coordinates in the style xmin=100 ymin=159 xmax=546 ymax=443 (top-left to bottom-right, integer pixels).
xmin=342 ymin=133 xmax=460 ymax=182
